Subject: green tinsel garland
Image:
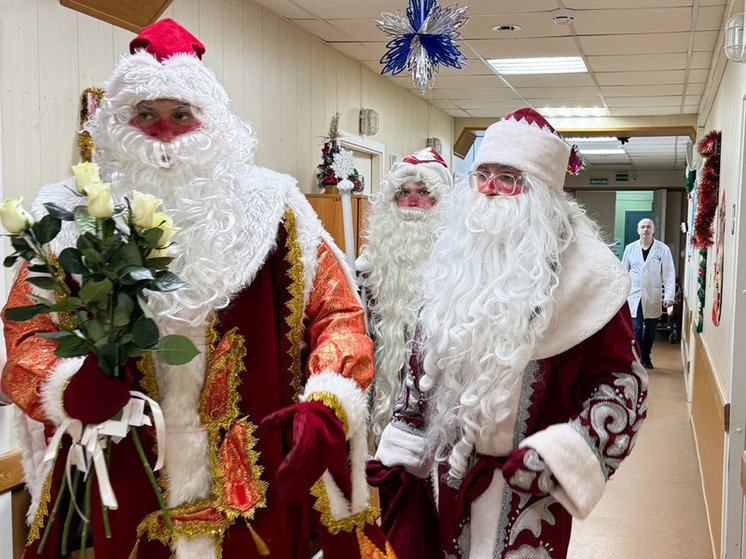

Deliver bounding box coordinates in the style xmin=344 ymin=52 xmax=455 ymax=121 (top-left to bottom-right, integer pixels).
xmin=686 ymin=169 xmax=696 ymax=193
xmin=696 ymin=248 xmax=707 ymax=333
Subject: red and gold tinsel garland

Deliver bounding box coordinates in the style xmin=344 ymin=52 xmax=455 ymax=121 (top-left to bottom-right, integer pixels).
xmin=691 ymin=129 xmax=721 ymax=249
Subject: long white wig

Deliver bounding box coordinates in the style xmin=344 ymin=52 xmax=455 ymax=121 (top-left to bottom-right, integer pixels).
xmin=419 ymin=176 xmax=594 ymax=479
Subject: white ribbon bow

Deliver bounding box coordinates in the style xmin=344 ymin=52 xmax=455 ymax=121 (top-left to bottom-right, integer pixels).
xmin=43 ymin=390 xmax=166 ymax=519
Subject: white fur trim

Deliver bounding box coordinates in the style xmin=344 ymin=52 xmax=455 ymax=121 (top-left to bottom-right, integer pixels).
xmin=520 ymin=423 xmax=606 ymax=519
xmin=39 ymin=357 xmax=85 ymax=426
xmin=302 ymin=371 xmax=370 ymax=516
xmin=14 ymin=409 xmax=51 ymax=525
xmin=469 ymin=469 xmax=504 ymax=559
xmin=374 ymin=423 xmax=433 ymax=479
xmin=534 ymin=220 xmax=631 ymax=360
xmin=173 ymin=533 xmax=218 ymax=559
xmin=472 ymin=116 xmax=570 ymax=193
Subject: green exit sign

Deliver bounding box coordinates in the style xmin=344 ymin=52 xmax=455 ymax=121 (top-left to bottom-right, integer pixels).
xmin=589 ymin=178 xmax=608 ymax=185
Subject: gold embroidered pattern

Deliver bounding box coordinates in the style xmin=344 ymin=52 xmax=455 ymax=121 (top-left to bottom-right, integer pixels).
xmin=283 ymin=206 xmax=306 ymax=401
xmin=310 ymin=478 xmax=379 ymax=535
xmin=357 ymin=528 xmax=398 ymax=559
xmin=136 ymin=352 xmax=160 ymax=401
xmin=218 ymin=418 xmax=268 ymax=520
xmin=198 ymin=328 xmax=245 ymax=433
xmin=305 ymin=391 xmax=349 ymax=434
xmin=48 ymin=252 xmax=76 ymax=330
xmin=27 ymin=442 xmax=60 ymax=544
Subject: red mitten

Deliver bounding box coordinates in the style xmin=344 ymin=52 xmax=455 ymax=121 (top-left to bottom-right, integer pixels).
xmin=260 ymin=400 xmax=350 ymax=501
xmin=62 ymin=354 xmax=130 ymax=424
xmin=502 ymin=447 xmax=557 ymax=495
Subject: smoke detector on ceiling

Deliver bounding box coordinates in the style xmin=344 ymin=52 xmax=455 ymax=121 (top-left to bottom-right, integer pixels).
xmin=552 ymin=9 xmax=575 ymax=25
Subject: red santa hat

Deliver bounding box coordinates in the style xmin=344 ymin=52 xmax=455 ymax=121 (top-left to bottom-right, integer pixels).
xmin=388 ymin=147 xmax=452 ymax=197
xmin=471 ymin=108 xmax=572 ymax=193
xmin=102 ymin=19 xmax=230 ymax=115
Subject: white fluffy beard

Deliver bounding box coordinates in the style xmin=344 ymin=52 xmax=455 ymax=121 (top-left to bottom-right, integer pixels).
xmin=420 ymin=179 xmax=577 ymax=480
xmin=90 ymin=108 xmax=259 ymax=331
xmin=362 ymin=203 xmax=445 ymax=443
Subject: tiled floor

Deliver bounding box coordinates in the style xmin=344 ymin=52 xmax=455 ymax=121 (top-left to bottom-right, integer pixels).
xmin=567 ymin=335 xmax=713 ymax=559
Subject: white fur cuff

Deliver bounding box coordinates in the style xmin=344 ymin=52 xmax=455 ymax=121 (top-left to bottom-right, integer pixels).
xmin=302 ymin=371 xmax=368 ymax=439
xmin=40 ymin=356 xmax=85 ymax=425
xmin=521 ymin=423 xmax=605 ymax=519
xmin=375 ymin=422 xmax=433 ymax=479
xmin=302 ymin=371 xmax=370 ymax=517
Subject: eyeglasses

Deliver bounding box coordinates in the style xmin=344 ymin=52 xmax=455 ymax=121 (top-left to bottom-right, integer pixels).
xmin=468 ymin=170 xmax=525 ymax=196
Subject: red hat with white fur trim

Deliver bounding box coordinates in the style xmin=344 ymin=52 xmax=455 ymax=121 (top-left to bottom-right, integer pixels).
xmin=388 ymin=147 xmax=452 ymax=198
xmin=102 ymin=19 xmax=229 ymax=116
xmin=471 ymin=108 xmax=573 ymax=193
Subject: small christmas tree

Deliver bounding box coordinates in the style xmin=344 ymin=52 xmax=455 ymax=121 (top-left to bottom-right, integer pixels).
xmin=316 ymin=113 xmax=364 ymax=193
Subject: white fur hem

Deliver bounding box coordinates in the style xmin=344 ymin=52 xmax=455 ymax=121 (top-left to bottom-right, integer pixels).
xmin=39 ymin=357 xmax=85 ymax=425
xmin=375 ymin=422 xmax=432 ymax=479
xmin=521 ymin=423 xmax=605 ymax=518
xmin=302 ymin=371 xmax=370 ymax=517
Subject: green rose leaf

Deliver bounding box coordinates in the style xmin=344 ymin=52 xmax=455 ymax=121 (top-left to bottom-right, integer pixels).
xmin=3 ymin=254 xmax=19 ymax=268
xmin=144 ymin=256 xmax=174 ymax=270
xmin=26 ymin=294 xmax=55 ymax=306
xmin=156 ymin=335 xmax=200 ymax=365
xmin=113 ymin=293 xmax=134 ymax=327
xmin=25 ymin=276 xmax=61 ymax=291
xmin=43 ymin=203 xmax=75 ymax=221
xmin=81 ymin=248 xmax=102 ymax=265
xmin=79 ymin=277 xmax=113 ymax=304
xmin=113 ymin=241 xmax=144 ymax=267
xmin=53 ymin=334 xmax=89 ymax=358
xmin=96 ymin=343 xmax=119 ymax=376
xmin=37 ymin=331 xmax=80 ymax=340
xmin=141 ymin=228 xmax=165 ymax=250
xmin=31 ymin=215 xmax=62 ymax=245
xmin=4 ymin=304 xmax=48 ymax=321
xmin=58 ymin=247 xmax=87 ymax=274
xmin=48 ymin=297 xmax=83 ymax=312
xmin=132 ymin=316 xmax=160 ymax=349
xmin=147 ymin=271 xmax=186 ymax=292
xmin=27 ymin=264 xmax=52 ymax=274
xmin=74 ymin=206 xmax=97 ymax=235
xmin=120 ymin=266 xmax=155 ymax=285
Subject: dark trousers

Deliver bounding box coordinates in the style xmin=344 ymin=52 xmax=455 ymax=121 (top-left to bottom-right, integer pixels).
xmin=633 ymin=302 xmax=658 ymax=364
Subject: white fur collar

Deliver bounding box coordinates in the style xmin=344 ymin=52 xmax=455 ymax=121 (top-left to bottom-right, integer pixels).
xmin=534 ymin=221 xmax=631 ymax=360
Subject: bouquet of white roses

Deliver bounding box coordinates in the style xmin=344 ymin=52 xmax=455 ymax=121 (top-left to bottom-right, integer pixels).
xmin=0 ymin=162 xmax=197 ymax=554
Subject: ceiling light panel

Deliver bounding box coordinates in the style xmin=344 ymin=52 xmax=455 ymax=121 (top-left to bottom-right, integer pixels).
xmin=486 ymin=56 xmax=588 ymax=75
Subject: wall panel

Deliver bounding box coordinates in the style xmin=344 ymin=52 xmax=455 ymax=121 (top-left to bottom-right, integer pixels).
xmin=0 ymin=0 xmax=453 ymax=209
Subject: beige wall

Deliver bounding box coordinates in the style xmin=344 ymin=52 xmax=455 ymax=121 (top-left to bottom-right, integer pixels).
xmin=0 ymin=0 xmax=453 ymax=202
xmin=574 ymin=190 xmax=616 ymax=245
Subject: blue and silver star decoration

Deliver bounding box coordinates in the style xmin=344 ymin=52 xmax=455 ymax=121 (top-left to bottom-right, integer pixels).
xmin=377 ymin=0 xmax=469 ymax=93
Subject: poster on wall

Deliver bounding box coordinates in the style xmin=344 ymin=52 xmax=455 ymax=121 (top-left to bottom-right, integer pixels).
xmin=712 ymin=189 xmax=726 ymax=326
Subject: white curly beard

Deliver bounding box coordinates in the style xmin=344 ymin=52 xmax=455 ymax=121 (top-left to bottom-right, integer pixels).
xmin=420 ymin=179 xmax=582 ymax=479
xmin=89 ymin=105 xmax=259 ymax=330
xmin=361 ymin=201 xmax=447 ymax=444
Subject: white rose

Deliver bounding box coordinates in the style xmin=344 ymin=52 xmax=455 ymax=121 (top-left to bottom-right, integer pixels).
xmin=71 ymin=162 xmax=102 ymax=194
xmin=149 ymin=212 xmax=181 ymax=258
xmin=131 ymin=191 xmax=162 ymax=229
xmin=0 ymin=196 xmax=33 ymax=234
xmin=85 ymin=182 xmax=114 ymax=218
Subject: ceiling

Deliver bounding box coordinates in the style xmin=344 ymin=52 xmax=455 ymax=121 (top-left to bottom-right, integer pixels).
xmin=251 ymin=0 xmax=734 ymax=172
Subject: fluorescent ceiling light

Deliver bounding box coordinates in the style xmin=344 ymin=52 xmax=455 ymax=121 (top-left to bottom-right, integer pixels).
xmin=487 ymin=56 xmax=587 ymax=75
xmin=580 ymin=149 xmax=627 ymax=155
xmin=564 ymin=136 xmax=617 ymax=143
xmin=539 ymin=107 xmax=607 ymax=117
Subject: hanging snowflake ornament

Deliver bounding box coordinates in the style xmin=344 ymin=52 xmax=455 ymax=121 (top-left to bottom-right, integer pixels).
xmin=332 ymin=148 xmax=356 ymax=193
xmin=377 ymin=0 xmax=469 ymax=93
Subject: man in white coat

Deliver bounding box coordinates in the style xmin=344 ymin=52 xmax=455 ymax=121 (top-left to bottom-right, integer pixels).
xmin=622 ymin=217 xmax=676 ymax=369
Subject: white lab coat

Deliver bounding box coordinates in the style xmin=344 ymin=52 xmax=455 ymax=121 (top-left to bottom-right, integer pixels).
xmin=622 ymin=238 xmax=676 ymax=319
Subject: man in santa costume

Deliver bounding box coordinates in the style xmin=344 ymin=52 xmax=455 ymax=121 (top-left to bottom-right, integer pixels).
xmin=356 ymin=147 xmax=452 ymax=446
xmin=2 ymin=19 xmax=393 ymax=559
xmin=371 ymin=108 xmax=648 ymax=558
